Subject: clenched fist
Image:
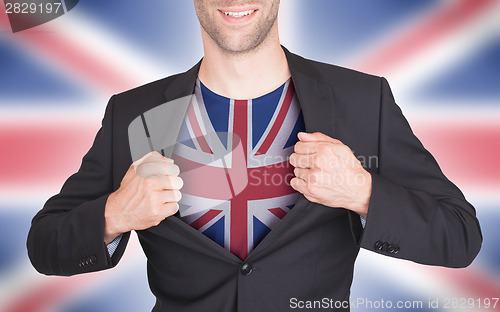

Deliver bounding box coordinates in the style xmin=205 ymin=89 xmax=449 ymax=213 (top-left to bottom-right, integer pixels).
xmin=289 ymin=132 xmax=371 ymax=218
xmin=104 ymin=151 xmax=183 ymax=244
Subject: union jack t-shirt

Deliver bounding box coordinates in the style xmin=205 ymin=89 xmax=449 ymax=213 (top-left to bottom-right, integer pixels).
xmin=171 ymin=78 xmax=305 ymax=260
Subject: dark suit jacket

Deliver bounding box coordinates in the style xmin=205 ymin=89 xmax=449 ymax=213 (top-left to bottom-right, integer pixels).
xmin=27 ymin=47 xmax=482 ymax=312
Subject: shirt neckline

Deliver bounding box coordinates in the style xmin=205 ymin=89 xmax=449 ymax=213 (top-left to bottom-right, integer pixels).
xmin=196 ymin=77 xmax=291 ymax=102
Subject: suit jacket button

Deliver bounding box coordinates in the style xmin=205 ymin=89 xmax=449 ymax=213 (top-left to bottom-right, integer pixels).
xmin=387 ymin=244 xmax=395 ymax=254
xmin=381 ymin=242 xmax=389 ymax=252
xmin=374 ymin=241 xmax=383 ymax=251
xmin=240 ymin=263 xmax=253 ymax=276
xmin=393 ymin=245 xmax=400 ymax=254
xmin=89 ymin=256 xmax=97 ymax=265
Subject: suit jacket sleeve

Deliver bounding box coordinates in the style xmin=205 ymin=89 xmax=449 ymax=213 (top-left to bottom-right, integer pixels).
xmin=27 ymin=95 xmax=130 ymax=276
xmin=357 ymin=77 xmax=482 ymax=268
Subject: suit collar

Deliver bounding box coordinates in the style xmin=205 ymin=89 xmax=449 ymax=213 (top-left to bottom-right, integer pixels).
xmin=282 ymin=46 xmax=336 ymax=137
xmin=163 ymin=59 xmax=202 ymax=102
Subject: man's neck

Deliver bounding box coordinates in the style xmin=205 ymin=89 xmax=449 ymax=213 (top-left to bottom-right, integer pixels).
xmin=198 ymin=31 xmax=290 ymax=100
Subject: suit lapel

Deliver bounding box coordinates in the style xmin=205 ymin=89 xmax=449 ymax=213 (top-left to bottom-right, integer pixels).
xmin=284 ymin=47 xmax=336 ymax=137
xmin=128 ymin=61 xmax=201 ymax=161
xmin=162 ymin=60 xmax=201 ymax=103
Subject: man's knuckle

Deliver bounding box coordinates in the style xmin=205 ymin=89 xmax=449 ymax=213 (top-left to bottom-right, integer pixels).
xmin=166 ymin=202 xmax=179 ymax=215
xmin=173 ymin=190 xmax=182 ymax=202
xmin=167 ymin=163 xmax=180 ymax=176
xmin=174 ymin=176 xmax=184 ymax=189
xmin=293 ymin=167 xmax=300 ymax=177
xmin=294 ymin=142 xmax=303 ymax=152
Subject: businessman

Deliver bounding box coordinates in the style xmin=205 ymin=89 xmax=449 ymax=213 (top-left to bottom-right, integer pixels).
xmin=28 ymin=1 xmax=482 ymax=311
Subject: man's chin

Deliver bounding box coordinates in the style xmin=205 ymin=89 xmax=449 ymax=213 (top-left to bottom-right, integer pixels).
xmin=216 ymin=37 xmax=266 ymax=55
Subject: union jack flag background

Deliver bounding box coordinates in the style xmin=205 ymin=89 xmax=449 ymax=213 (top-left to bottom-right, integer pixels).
xmin=0 ymin=0 xmax=499 ymax=311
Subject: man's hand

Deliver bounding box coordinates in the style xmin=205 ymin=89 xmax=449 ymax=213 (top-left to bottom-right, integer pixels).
xmin=289 ymin=132 xmax=371 ymax=218
xmin=104 ymin=151 xmax=183 ymax=244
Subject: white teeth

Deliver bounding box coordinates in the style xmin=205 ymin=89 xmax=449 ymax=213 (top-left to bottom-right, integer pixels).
xmin=222 ymin=10 xmax=255 ymax=18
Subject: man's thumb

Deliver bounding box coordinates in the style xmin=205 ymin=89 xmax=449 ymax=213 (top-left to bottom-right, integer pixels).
xmin=298 ymin=132 xmax=339 ymax=143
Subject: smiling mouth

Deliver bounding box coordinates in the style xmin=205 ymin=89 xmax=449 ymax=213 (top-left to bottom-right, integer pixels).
xmin=220 ymin=9 xmax=257 ymax=18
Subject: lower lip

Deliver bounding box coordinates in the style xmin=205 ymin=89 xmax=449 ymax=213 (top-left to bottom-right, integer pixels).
xmin=219 ymin=10 xmax=258 ymax=24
